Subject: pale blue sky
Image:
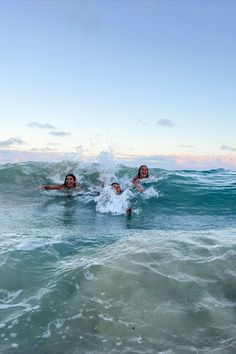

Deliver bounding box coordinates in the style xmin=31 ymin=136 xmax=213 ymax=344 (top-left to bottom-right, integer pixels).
xmin=0 ymin=0 xmax=236 ymax=168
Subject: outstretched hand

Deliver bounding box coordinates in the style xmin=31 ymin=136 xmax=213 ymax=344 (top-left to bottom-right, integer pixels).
xmin=36 ymin=186 xmax=45 ymax=190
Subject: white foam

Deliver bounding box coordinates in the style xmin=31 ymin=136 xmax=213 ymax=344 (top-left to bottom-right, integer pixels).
xmin=55 ymin=319 xmax=63 ymax=329
xmin=95 ymin=186 xmax=132 ymax=215
xmin=42 ymin=324 xmax=51 ymax=338
xmin=84 ymin=271 xmax=95 ymax=281
xmin=98 ymin=313 xmax=114 ymax=322
xmin=16 ymin=242 xmax=42 ymax=251
xmin=10 ymin=332 xmax=17 ymax=337
xmin=69 ymin=311 xmax=83 ymax=320
xmin=142 ymin=186 xmax=160 ymax=199
xmin=0 ymin=302 xmax=30 ymax=310
xmin=0 ymin=289 xmax=23 ymax=303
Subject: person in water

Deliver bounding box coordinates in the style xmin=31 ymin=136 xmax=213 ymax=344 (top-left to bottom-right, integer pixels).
xmin=132 ymin=165 xmax=149 ymax=192
xmin=111 ymin=182 xmax=132 ymax=214
xmin=111 ymin=182 xmax=122 ymax=194
xmin=38 ymin=174 xmax=80 ymax=190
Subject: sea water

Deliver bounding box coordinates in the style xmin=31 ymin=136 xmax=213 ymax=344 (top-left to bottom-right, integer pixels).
xmin=0 ymin=161 xmax=236 ymax=353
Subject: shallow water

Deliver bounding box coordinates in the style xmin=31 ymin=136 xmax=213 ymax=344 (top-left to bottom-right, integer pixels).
xmin=0 ymin=162 xmax=236 ymax=353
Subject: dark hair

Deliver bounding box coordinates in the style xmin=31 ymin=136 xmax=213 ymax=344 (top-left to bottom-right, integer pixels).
xmin=63 ymin=174 xmax=76 ymax=187
xmin=111 ymin=182 xmax=122 ymax=193
xmin=111 ymin=182 xmax=120 ymax=187
xmin=137 ymin=165 xmax=149 ymax=179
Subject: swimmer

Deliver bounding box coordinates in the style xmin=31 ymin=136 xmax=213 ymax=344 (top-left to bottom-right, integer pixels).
xmin=111 ymin=182 xmax=132 ymax=214
xmin=132 ymin=165 xmax=149 ymax=192
xmin=111 ymin=182 xmax=122 ymax=194
xmin=38 ymin=174 xmax=80 ymax=191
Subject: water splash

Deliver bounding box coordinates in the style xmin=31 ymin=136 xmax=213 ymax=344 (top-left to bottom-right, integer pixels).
xmin=95 ymin=186 xmax=133 ymax=215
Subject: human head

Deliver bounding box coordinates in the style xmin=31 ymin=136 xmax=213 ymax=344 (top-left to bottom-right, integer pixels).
xmin=64 ymin=174 xmax=76 ymax=188
xmin=111 ymin=182 xmax=122 ymax=194
xmin=137 ymin=165 xmax=149 ymax=179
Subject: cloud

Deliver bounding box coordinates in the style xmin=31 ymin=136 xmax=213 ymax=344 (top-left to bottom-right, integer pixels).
xmin=114 ymin=153 xmax=236 ymax=171
xmin=30 ymin=147 xmax=58 ymax=152
xmin=220 ymin=144 xmax=236 ymax=152
xmin=137 ymin=118 xmax=175 ymax=127
xmin=156 ymin=119 xmax=175 ymax=127
xmin=28 ymin=121 xmax=56 ymax=129
xmin=0 ymin=149 xmax=69 ymax=164
xmin=49 ymin=131 xmax=70 ymax=137
xmin=28 ymin=122 xmax=70 ymax=138
xmin=0 ymin=137 xmax=25 ymax=147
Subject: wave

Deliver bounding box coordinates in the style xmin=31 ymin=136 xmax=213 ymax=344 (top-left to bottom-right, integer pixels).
xmin=0 ymin=161 xmax=236 ymax=218
xmin=1 ymin=228 xmax=236 ymax=353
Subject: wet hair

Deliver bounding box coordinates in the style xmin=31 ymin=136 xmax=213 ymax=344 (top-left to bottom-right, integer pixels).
xmin=111 ymin=182 xmax=122 ymax=193
xmin=63 ymin=174 xmax=76 ymax=187
xmin=111 ymin=182 xmax=120 ymax=187
xmin=137 ymin=165 xmax=149 ymax=179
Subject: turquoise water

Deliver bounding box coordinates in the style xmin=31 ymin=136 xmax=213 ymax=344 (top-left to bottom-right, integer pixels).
xmin=0 ymin=161 xmax=236 ymax=353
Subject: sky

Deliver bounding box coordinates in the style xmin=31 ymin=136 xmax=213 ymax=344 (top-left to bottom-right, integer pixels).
xmin=0 ymin=0 xmax=236 ymax=170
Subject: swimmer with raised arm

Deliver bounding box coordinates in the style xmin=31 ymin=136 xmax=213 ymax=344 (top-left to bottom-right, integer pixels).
xmin=132 ymin=165 xmax=149 ymax=192
xmin=38 ymin=174 xmax=80 ymax=191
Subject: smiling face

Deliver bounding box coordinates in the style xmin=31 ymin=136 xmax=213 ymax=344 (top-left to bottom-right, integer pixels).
xmin=138 ymin=165 xmax=149 ymax=179
xmin=64 ymin=174 xmax=76 ymax=189
xmin=111 ymin=183 xmax=122 ymax=194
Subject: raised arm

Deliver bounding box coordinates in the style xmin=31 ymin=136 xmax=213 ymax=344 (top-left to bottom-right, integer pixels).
xmin=132 ymin=177 xmax=144 ymax=192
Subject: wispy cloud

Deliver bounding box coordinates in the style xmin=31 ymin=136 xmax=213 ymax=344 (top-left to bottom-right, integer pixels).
xmin=156 ymin=119 xmax=175 ymax=127
xmin=30 ymin=147 xmax=58 ymax=152
xmin=115 ymin=152 xmax=236 ymax=171
xmin=49 ymin=131 xmax=70 ymax=137
xmin=0 ymin=137 xmax=25 ymax=147
xmin=137 ymin=118 xmax=175 ymax=127
xmin=28 ymin=122 xmax=70 ymax=138
xmin=28 ymin=121 xmax=56 ymax=129
xmin=0 ymin=149 xmax=69 ymax=164
xmin=220 ymin=144 xmax=236 ymax=152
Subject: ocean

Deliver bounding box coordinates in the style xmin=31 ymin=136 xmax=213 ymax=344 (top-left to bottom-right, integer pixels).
xmin=0 ymin=160 xmax=236 ymax=354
